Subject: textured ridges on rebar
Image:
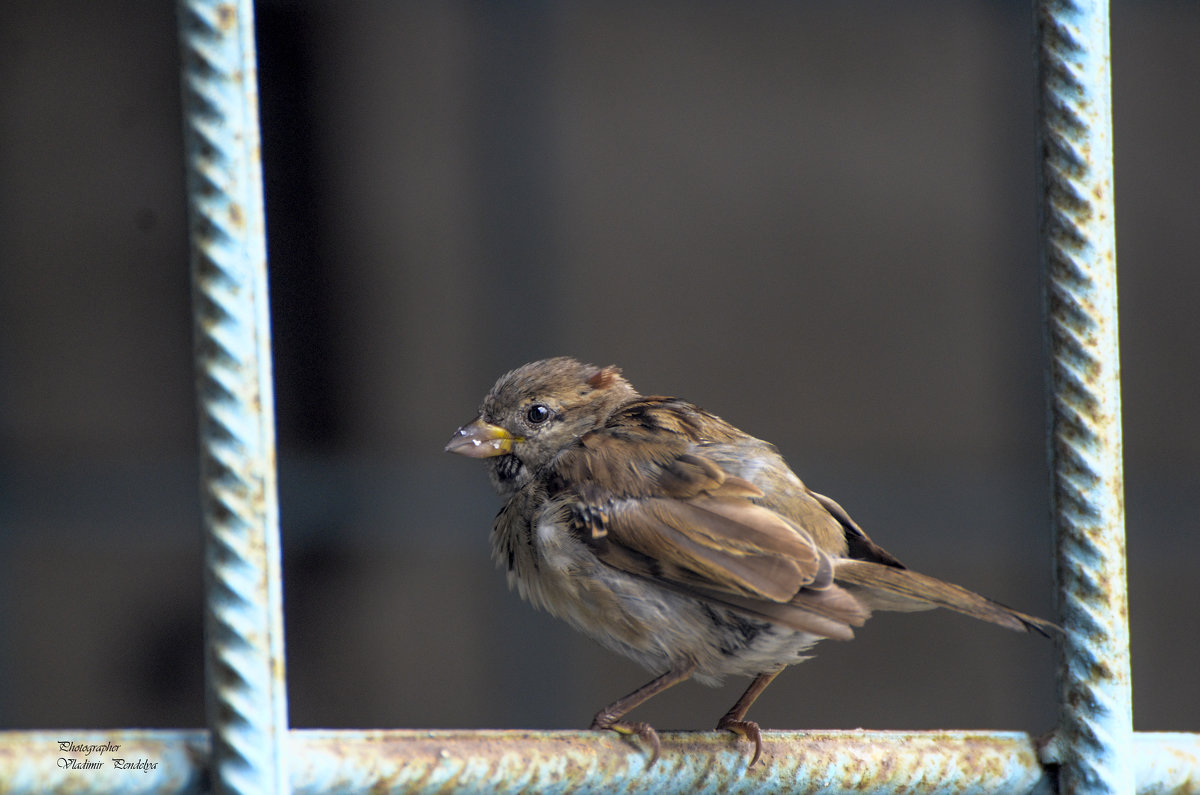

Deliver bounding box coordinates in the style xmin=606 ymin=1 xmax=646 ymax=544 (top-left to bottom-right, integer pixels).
xmin=177 ymin=2 xmax=289 ymax=794
xmin=4 ymin=729 xmax=1199 ymax=794
xmin=1035 ymin=1 xmax=1132 ymax=794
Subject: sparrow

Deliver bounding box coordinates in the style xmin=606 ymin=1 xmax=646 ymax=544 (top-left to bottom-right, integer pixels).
xmin=445 ymin=357 xmax=1055 ymax=766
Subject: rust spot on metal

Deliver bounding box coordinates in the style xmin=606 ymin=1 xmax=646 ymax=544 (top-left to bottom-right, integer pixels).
xmin=217 ymin=3 xmax=237 ymax=32
xmin=227 ymin=202 xmax=246 ymax=232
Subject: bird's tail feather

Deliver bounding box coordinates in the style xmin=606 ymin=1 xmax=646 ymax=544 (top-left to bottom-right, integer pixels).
xmin=834 ymin=559 xmax=1057 ymax=636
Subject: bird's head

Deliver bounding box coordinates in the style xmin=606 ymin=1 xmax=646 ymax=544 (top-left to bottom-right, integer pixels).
xmin=445 ymin=357 xmax=638 ymax=494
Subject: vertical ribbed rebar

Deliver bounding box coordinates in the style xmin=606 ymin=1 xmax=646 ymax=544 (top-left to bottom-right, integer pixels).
xmin=177 ymin=1 xmax=290 ymax=794
xmin=1034 ymin=1 xmax=1133 ymax=794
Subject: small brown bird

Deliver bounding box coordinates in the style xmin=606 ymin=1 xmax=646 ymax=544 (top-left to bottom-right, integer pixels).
xmin=446 ymin=357 xmax=1054 ymax=766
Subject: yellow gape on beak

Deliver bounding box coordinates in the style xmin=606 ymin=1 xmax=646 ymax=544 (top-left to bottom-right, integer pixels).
xmin=444 ymin=418 xmax=521 ymax=458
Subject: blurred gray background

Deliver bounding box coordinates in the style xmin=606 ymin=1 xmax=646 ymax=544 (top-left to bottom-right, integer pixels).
xmin=1 ymin=1 xmax=1196 ymax=737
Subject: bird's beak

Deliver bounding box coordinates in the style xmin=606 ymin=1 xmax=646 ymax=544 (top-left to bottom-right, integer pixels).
xmin=445 ymin=418 xmax=520 ymax=458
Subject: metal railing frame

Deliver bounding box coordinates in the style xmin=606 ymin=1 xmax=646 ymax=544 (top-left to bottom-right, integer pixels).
xmin=1 ymin=1 xmax=1197 ymax=793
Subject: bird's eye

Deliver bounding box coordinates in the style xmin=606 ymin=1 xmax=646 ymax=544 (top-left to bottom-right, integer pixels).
xmin=525 ymin=404 xmax=551 ymax=425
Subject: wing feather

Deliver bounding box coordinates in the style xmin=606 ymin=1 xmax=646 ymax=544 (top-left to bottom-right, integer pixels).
xmin=548 ymin=401 xmax=873 ymax=639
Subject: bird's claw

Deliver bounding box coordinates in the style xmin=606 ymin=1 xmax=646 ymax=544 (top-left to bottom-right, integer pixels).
xmin=717 ymin=716 xmax=764 ymax=766
xmin=592 ymin=717 xmax=662 ymax=768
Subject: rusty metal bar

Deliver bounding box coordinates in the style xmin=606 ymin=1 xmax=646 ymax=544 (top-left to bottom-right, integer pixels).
xmin=1033 ymin=1 xmax=1132 ymax=794
xmin=1 ymin=730 xmax=1198 ymax=794
xmin=176 ymin=1 xmax=289 ymax=794
xmin=286 ymin=730 xmax=1053 ymax=794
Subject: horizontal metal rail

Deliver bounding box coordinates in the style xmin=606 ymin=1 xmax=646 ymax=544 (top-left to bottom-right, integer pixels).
xmin=1 ymin=729 xmax=1197 ymax=794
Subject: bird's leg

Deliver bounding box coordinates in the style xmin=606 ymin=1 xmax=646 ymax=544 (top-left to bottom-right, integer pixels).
xmin=590 ymin=660 xmax=697 ymax=767
xmin=716 ymin=668 xmax=783 ymax=766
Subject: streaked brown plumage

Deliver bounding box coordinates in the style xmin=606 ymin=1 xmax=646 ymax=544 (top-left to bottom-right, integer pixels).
xmin=446 ymin=357 xmax=1055 ymax=766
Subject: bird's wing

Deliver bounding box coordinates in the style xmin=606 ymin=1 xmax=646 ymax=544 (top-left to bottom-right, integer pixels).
xmin=551 ymin=425 xmax=868 ymax=639
xmin=807 ymin=489 xmax=909 ymax=569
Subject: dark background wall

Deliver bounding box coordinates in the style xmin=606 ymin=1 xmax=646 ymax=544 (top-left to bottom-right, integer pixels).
xmin=1 ymin=1 xmax=1196 ymax=736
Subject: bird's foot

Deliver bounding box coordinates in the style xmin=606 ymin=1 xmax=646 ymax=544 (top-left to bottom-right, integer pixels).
xmin=591 ymin=715 xmax=662 ymax=768
xmin=716 ymin=716 xmax=764 ymax=766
